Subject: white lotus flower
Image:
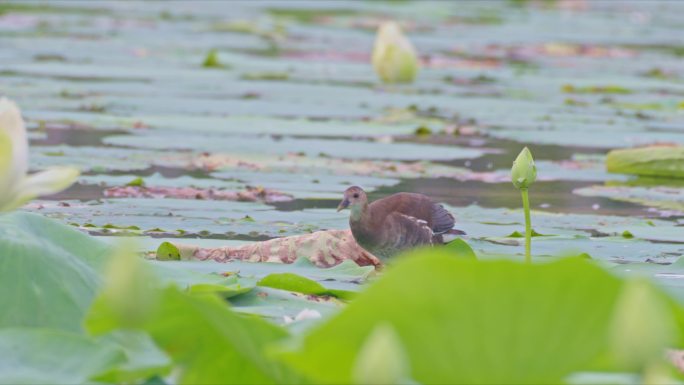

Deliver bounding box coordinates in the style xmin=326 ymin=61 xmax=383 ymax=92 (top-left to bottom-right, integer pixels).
xmin=0 ymin=97 xmax=79 ymax=212
xmin=372 ymin=21 xmax=419 ymax=84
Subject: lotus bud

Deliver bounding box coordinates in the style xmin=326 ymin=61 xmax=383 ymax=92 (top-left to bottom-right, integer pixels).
xmin=609 ymin=279 xmax=677 ymax=371
xmin=352 ymin=323 xmax=412 ymax=385
xmin=0 ymin=97 xmax=79 ymax=212
xmin=511 ymin=147 xmax=537 ymax=190
xmin=372 ymin=21 xmax=419 ymax=84
xmin=93 ymin=242 xmax=159 ymax=331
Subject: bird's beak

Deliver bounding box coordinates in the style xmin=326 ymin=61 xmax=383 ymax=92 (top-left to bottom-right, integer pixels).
xmin=337 ymin=199 xmax=350 ymax=212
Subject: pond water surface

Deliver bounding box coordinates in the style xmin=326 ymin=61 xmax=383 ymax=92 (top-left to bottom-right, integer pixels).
xmin=2 ymin=0 xmax=684 ymax=265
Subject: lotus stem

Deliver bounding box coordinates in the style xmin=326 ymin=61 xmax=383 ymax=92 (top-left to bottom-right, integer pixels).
xmin=521 ymin=188 xmax=532 ymax=263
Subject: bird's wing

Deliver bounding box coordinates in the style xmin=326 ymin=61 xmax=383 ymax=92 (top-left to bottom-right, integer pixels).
xmin=430 ymin=203 xmax=456 ymax=234
xmin=384 ymin=212 xmax=435 ymax=249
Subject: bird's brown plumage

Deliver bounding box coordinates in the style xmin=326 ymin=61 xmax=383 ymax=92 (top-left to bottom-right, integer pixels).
xmin=338 ymin=186 xmax=462 ymax=259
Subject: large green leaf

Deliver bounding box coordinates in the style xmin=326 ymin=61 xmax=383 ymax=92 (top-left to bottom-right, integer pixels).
xmin=607 ymin=146 xmax=684 ymax=179
xmin=0 ymin=328 xmax=124 ymax=385
xmin=258 ymin=272 xmax=356 ymax=299
xmin=280 ymin=251 xmax=627 ymax=384
xmin=0 ymin=329 xmax=169 ymax=385
xmin=0 ymin=212 xmax=112 ymax=331
xmin=140 ymin=288 xmax=301 ymax=384
xmin=93 ymin=330 xmax=172 ymax=383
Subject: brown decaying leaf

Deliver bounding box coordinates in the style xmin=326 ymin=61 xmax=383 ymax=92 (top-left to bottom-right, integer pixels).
xmin=188 ymin=152 xmax=469 ymax=180
xmin=179 ymin=229 xmax=381 ymax=268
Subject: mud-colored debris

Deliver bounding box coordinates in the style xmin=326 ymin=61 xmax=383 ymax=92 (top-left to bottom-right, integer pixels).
xmin=104 ymin=185 xmax=294 ymax=203
xmin=188 ymin=153 xmax=471 ymax=180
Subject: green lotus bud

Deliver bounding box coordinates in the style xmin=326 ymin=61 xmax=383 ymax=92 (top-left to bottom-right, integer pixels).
xmin=0 ymin=97 xmax=79 ymax=212
xmin=372 ymin=21 xmax=419 ymax=84
xmin=511 ymin=147 xmax=537 ymax=190
xmin=352 ymin=323 xmax=412 ymax=385
xmin=609 ymin=279 xmax=678 ymax=371
xmin=85 ymin=242 xmax=159 ymax=334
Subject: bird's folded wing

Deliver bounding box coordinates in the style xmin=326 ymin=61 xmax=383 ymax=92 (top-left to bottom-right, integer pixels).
xmin=387 ymin=212 xmax=435 ymax=248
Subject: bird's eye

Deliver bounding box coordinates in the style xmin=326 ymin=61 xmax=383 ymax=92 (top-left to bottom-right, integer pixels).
xmin=353 ymin=193 xmax=359 ymax=198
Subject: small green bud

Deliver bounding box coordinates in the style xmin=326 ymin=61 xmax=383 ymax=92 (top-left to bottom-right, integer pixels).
xmin=511 ymin=147 xmax=537 ymax=189
xmin=85 ymin=242 xmax=159 ymax=334
xmin=352 ymin=323 xmax=411 ymax=385
xmin=609 ymin=279 xmax=678 ymax=371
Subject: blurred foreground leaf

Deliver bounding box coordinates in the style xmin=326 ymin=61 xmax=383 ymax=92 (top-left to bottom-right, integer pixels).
xmin=0 ymin=212 xmax=111 ymax=331
xmin=352 ymin=323 xmax=411 ymax=384
xmin=609 ymin=279 xmax=679 ymax=371
xmin=84 ymin=242 xmax=159 ymax=334
xmin=280 ymin=251 xmax=633 ymax=384
xmin=88 ymin=285 xmax=300 ymax=384
xmin=86 ymin=243 xmax=300 ymax=384
xmin=0 ymin=328 xmax=124 ymax=384
xmin=93 ymin=330 xmax=171 ymax=383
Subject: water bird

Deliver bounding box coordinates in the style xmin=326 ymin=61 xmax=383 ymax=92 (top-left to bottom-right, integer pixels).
xmin=337 ymin=186 xmax=465 ymax=259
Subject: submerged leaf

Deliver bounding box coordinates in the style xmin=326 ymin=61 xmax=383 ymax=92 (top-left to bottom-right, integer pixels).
xmin=506 ymin=229 xmax=546 ymax=238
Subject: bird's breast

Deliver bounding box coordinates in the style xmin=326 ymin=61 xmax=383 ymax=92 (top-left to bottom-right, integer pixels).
xmin=349 ymin=220 xmax=377 ymax=250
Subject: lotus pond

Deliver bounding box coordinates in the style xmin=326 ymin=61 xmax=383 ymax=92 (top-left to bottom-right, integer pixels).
xmin=2 ymin=1 xmax=684 ymax=384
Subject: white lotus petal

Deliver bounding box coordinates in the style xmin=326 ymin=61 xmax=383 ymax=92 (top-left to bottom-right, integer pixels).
xmin=0 ymin=131 xmax=14 ymax=207
xmin=1 ymin=167 xmax=80 ymax=211
xmin=0 ymin=98 xmax=28 ymax=182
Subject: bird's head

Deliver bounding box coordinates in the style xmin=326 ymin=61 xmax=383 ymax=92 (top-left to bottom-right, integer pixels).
xmin=337 ymin=186 xmax=368 ymax=213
